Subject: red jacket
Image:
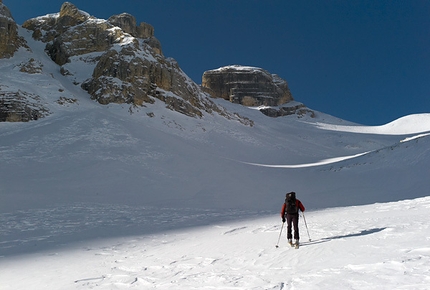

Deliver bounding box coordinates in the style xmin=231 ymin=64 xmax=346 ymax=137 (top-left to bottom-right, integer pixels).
xmin=281 ymin=199 xmax=305 ymax=216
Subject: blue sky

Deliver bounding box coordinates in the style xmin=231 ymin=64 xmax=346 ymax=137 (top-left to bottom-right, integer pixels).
xmin=4 ymin=0 xmax=429 ymax=125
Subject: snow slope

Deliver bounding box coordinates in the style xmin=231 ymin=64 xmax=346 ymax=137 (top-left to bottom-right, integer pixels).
xmin=1 ymin=197 xmax=429 ymax=289
xmin=1 ymin=18 xmax=430 ymax=289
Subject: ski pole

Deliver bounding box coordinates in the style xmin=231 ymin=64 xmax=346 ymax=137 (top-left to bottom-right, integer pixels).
xmin=275 ymin=222 xmax=285 ymax=248
xmin=302 ymin=212 xmax=311 ymax=242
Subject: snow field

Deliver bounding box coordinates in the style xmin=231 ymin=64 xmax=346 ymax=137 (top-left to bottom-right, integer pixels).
xmin=1 ymin=197 xmax=429 ymax=289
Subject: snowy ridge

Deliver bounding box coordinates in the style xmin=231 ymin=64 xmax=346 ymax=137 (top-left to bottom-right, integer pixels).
xmin=313 ymin=113 xmax=430 ymax=135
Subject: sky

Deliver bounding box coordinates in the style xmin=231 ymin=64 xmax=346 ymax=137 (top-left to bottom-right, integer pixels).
xmin=3 ymin=0 xmax=429 ymax=125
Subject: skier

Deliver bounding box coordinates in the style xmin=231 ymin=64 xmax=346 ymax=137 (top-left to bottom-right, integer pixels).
xmin=281 ymin=191 xmax=305 ymax=248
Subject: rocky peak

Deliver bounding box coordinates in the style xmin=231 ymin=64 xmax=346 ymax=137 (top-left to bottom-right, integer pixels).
xmin=0 ymin=1 xmax=27 ymax=58
xmin=58 ymin=1 xmax=90 ymax=26
xmin=22 ymin=2 xmax=92 ymax=43
xmin=22 ymin=2 xmax=162 ymax=64
xmin=202 ymin=65 xmax=294 ymax=107
xmin=107 ymin=13 xmax=161 ymax=55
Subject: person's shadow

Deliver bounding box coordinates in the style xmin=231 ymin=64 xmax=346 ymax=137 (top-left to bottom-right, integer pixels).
xmin=300 ymin=227 xmax=387 ymax=246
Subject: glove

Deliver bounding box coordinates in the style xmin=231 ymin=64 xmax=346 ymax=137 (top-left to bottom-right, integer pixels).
xmin=282 ymin=217 xmax=286 ymax=223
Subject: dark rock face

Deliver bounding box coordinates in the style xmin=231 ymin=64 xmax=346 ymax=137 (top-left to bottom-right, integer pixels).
xmin=0 ymin=1 xmax=27 ymax=58
xmin=259 ymin=103 xmax=315 ymax=118
xmin=108 ymin=13 xmax=156 ymax=40
xmin=0 ymin=91 xmax=49 ymax=122
xmin=79 ymin=31 xmax=210 ymax=118
xmin=0 ymin=1 xmax=46 ymax=122
xmin=202 ymin=65 xmax=294 ymax=107
xmin=107 ymin=13 xmax=162 ymax=55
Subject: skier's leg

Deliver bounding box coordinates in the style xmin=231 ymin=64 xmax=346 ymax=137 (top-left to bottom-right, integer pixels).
xmin=286 ymin=214 xmax=293 ymax=240
xmin=293 ymin=214 xmax=300 ymax=241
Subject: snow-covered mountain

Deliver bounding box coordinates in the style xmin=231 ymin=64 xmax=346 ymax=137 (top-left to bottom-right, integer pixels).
xmin=1 ymin=2 xmax=430 ymax=289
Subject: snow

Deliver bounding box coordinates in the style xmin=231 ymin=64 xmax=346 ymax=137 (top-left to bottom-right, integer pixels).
xmin=401 ymin=132 xmax=430 ymax=143
xmin=1 ymin=15 xmax=430 ymax=290
xmin=242 ymin=151 xmax=371 ymax=168
xmin=31 ymin=12 xmax=60 ymax=23
xmin=313 ymin=113 xmax=430 ymax=135
xmin=1 ymin=198 xmax=430 ymax=289
xmin=209 ymin=65 xmax=268 ymax=74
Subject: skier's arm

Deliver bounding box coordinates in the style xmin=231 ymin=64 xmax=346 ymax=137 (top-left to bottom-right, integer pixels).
xmin=298 ymin=200 xmax=305 ymax=212
xmin=280 ymin=203 xmax=286 ymax=222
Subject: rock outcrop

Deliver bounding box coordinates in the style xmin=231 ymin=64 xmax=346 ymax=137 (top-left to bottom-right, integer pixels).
xmin=0 ymin=1 xmax=46 ymax=122
xmin=0 ymin=0 xmax=26 ymax=58
xmin=0 ymin=91 xmax=49 ymax=122
xmin=259 ymin=103 xmax=315 ymax=118
xmin=107 ymin=13 xmax=161 ymax=54
xmin=202 ymin=65 xmax=294 ymax=107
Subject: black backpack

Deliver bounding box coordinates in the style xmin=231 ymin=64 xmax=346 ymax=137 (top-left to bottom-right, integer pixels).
xmin=285 ymin=192 xmax=298 ymax=214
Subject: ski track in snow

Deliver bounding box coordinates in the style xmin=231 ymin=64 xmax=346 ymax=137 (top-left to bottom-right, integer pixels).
xmin=1 ymin=197 xmax=430 ymax=289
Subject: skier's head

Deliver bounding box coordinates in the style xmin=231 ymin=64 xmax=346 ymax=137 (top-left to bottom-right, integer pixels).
xmin=286 ymin=191 xmax=296 ymax=201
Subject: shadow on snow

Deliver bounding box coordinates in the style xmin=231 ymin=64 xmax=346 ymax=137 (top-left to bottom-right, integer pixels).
xmin=301 ymin=227 xmax=387 ymax=246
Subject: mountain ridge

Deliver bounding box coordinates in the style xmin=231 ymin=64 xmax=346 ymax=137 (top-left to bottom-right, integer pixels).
xmin=0 ymin=1 xmax=300 ymax=123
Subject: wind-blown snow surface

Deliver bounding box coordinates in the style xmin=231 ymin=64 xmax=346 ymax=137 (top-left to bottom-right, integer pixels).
xmin=1 ymin=25 xmax=430 ymax=289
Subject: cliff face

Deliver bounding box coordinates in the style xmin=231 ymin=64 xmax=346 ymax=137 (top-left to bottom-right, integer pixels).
xmin=0 ymin=1 xmax=39 ymax=122
xmin=0 ymin=91 xmax=49 ymax=122
xmin=0 ymin=1 xmax=26 ymax=58
xmin=202 ymin=65 xmax=294 ymax=107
